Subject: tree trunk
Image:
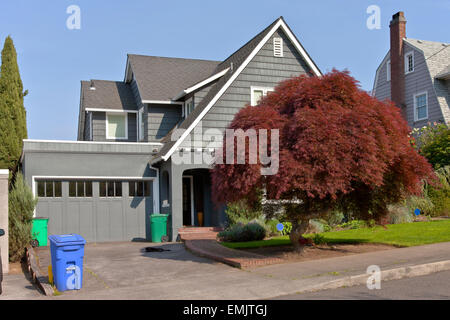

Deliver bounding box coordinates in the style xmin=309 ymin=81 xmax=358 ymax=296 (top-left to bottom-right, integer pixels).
xmin=289 ymin=219 xmax=310 ymax=253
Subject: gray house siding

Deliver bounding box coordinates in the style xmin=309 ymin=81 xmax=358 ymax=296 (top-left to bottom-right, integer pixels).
xmin=146 ymin=104 xmax=182 ymax=142
xmin=83 ymin=112 xmax=92 ymax=141
xmin=92 ymin=112 xmax=138 ymax=142
xmin=374 ymin=53 xmax=391 ymax=102
xmin=193 ymin=80 xmax=219 ymax=109
xmin=403 ymin=43 xmax=445 ymax=127
xmin=185 ymin=28 xmax=311 ymax=148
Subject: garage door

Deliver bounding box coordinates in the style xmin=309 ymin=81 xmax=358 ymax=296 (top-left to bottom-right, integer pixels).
xmin=35 ymin=179 xmax=153 ymax=242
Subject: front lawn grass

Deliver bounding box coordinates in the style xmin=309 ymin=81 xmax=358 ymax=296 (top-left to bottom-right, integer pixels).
xmin=221 ymin=220 xmax=450 ymax=249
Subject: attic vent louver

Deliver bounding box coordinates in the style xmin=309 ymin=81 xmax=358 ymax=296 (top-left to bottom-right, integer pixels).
xmin=273 ymin=37 xmax=283 ymax=57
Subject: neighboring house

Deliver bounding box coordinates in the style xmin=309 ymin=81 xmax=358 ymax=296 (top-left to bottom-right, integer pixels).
xmin=21 ymin=17 xmax=321 ymax=242
xmin=373 ymin=12 xmax=450 ymax=128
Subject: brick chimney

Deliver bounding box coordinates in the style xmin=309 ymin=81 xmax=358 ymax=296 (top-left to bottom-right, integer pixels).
xmin=390 ymin=12 xmax=407 ymax=114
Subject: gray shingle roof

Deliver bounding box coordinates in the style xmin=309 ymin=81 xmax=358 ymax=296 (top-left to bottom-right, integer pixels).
xmin=77 ymin=80 xmax=138 ymax=139
xmin=128 ymin=55 xmax=220 ymax=101
xmin=81 ymin=80 xmax=138 ymax=110
xmin=153 ymin=17 xmax=284 ymax=161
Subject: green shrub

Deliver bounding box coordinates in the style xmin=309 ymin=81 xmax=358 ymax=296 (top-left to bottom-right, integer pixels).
xmin=225 ymin=199 xmax=261 ymax=226
xmin=312 ymin=234 xmax=327 ymax=245
xmin=337 ymin=220 xmax=367 ymax=230
xmin=325 ymin=210 xmax=345 ymax=226
xmin=9 ymin=172 xmax=38 ymax=262
xmin=387 ymin=204 xmax=414 ymax=224
xmin=414 ymin=123 xmax=449 ymax=169
xmin=309 ymin=219 xmax=331 ymax=233
xmin=218 ymin=222 xmax=266 ymax=242
xmin=265 ymin=219 xmax=281 ymax=236
xmin=427 ymin=166 xmax=450 ymax=217
xmin=281 ymin=222 xmax=292 ymax=236
xmin=406 ymin=194 xmax=435 ymax=216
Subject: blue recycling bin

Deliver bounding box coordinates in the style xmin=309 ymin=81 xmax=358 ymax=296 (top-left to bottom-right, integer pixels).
xmin=48 ymin=234 xmax=86 ymax=292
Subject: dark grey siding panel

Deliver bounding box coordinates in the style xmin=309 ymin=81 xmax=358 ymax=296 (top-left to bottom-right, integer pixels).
xmin=147 ymin=104 xmax=182 ymax=141
xmin=193 ymin=80 xmax=218 ymax=109
xmin=188 ymin=28 xmax=311 ymax=146
xmin=83 ymin=112 xmax=92 ymax=141
xmin=92 ymin=111 xmax=138 ymax=142
xmin=374 ymin=54 xmax=391 ymax=102
xmin=403 ymin=43 xmax=444 ymax=127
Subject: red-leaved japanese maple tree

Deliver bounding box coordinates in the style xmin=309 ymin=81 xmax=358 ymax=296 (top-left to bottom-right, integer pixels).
xmin=211 ymin=70 xmax=434 ymax=251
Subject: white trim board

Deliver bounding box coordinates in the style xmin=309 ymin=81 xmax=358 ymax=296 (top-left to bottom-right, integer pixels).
xmin=173 ymin=68 xmax=230 ymax=101
xmin=159 ymin=18 xmax=322 ymax=162
xmin=85 ymin=108 xmax=138 ymax=113
xmin=23 ymin=139 xmax=163 ymax=146
xmin=142 ymin=100 xmax=184 ymax=105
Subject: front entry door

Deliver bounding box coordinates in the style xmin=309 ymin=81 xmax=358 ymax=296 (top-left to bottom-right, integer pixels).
xmin=182 ymin=177 xmax=193 ymax=226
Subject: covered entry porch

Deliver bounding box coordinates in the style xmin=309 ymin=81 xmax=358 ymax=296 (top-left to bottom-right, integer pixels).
xmin=158 ymin=160 xmax=226 ymax=241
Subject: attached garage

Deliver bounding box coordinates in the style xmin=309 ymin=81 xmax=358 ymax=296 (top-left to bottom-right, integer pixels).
xmin=21 ymin=140 xmax=161 ymax=243
xmin=35 ymin=180 xmax=153 ymax=242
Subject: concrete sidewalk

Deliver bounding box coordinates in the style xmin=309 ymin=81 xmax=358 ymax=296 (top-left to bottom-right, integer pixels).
xmin=43 ymin=241 xmax=450 ymax=300
xmin=0 ymin=273 xmax=42 ymax=300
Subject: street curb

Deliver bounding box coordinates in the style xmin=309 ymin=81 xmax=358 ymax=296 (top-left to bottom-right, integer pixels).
xmin=278 ymin=259 xmax=450 ymax=297
xmin=25 ymin=246 xmax=54 ymax=296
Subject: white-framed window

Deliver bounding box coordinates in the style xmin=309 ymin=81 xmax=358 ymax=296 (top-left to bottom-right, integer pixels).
xmin=106 ymin=113 xmax=128 ymax=140
xmin=138 ymin=108 xmax=144 ymax=141
xmin=405 ymin=51 xmax=414 ymax=74
xmin=183 ymin=98 xmax=194 ymax=118
xmin=386 ymin=60 xmax=391 ymax=82
xmin=273 ymin=37 xmax=283 ymax=57
xmin=251 ymin=86 xmax=274 ymax=106
xmin=414 ymin=92 xmax=428 ymax=122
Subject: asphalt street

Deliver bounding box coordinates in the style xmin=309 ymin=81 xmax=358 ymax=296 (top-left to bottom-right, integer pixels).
xmin=274 ymin=270 xmax=450 ymax=300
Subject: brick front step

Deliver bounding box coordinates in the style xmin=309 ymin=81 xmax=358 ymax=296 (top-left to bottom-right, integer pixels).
xmin=178 ymin=227 xmax=224 ymax=233
xmin=179 ymin=233 xmax=219 ymax=241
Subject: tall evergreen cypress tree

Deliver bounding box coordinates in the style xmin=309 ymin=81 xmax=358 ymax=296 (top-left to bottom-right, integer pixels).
xmin=0 ymin=36 xmax=28 ymax=174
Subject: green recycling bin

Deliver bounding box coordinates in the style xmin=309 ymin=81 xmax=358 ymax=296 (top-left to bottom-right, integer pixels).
xmin=31 ymin=218 xmax=49 ymax=247
xmin=150 ymin=214 xmax=169 ymax=242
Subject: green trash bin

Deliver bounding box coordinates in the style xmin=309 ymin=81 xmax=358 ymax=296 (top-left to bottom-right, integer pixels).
xmin=31 ymin=218 xmax=49 ymax=247
xmin=150 ymin=214 xmax=169 ymax=242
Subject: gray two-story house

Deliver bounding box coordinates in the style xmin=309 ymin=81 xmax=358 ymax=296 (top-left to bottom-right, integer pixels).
xmin=21 ymin=17 xmax=322 ymax=243
xmin=373 ymin=12 xmax=450 ymax=127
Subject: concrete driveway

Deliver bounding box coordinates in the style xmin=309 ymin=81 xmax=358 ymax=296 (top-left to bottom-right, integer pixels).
xmin=32 ymin=241 xmax=450 ymax=300
xmin=40 ymin=241 xmax=259 ymax=299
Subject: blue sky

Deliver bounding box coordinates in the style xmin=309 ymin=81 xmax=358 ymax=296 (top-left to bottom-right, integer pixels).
xmin=1 ymin=0 xmax=449 ymax=140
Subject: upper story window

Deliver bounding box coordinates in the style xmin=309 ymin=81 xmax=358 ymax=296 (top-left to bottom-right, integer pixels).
xmin=183 ymin=98 xmax=194 ymax=118
xmin=251 ymin=87 xmax=274 ymax=106
xmin=405 ymin=52 xmax=414 ymax=74
xmin=386 ymin=60 xmax=391 ymax=82
xmin=106 ymin=113 xmax=128 ymax=140
xmin=414 ymin=92 xmax=428 ymax=122
xmin=273 ymin=37 xmax=283 ymax=57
